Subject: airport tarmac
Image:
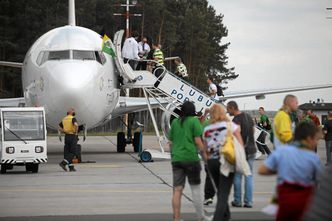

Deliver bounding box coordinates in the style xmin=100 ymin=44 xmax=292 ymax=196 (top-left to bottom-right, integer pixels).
xmin=0 ymin=136 xmax=328 ymax=221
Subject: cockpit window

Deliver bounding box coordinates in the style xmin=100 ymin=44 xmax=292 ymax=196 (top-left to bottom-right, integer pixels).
xmin=73 ymin=50 xmax=95 ymax=60
xmin=36 ymin=50 xmax=106 ymax=66
xmin=48 ymin=50 xmax=70 ymax=60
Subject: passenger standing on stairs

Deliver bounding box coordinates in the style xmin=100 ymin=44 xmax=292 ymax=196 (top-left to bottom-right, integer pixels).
xmin=122 ymin=31 xmax=140 ymax=70
xmin=58 ymin=108 xmax=78 ymax=172
xmin=207 ymin=77 xmax=219 ymax=100
xmin=174 ymin=58 xmax=188 ymax=81
xmin=168 ymin=101 xmax=210 ymax=221
xmin=136 ymin=36 xmax=150 ymax=70
xmin=152 ymin=43 xmax=164 ymax=78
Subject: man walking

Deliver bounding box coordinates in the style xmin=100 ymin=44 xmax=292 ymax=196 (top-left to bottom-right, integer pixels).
xmin=58 ymin=108 xmax=78 ymax=172
xmin=227 ymin=101 xmax=256 ymax=208
xmin=256 ymin=107 xmax=271 ymax=156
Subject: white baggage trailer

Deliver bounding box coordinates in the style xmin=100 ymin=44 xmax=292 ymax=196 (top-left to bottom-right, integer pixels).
xmin=0 ymin=107 xmax=47 ymax=174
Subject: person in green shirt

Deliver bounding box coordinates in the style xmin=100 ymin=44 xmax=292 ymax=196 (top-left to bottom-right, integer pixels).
xmin=257 ymin=107 xmax=271 ymax=156
xmin=169 ymin=101 xmax=209 ymax=221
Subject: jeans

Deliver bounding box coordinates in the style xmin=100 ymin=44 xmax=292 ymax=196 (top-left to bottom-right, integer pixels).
xmin=326 ymin=141 xmax=332 ymax=164
xmin=204 ymin=159 xmax=220 ymax=200
xmin=233 ymin=154 xmax=255 ymax=205
xmin=213 ymin=173 xmax=234 ymax=221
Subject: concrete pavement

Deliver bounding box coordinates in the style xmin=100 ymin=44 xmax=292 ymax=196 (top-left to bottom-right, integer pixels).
xmin=0 ymin=136 xmax=327 ymax=220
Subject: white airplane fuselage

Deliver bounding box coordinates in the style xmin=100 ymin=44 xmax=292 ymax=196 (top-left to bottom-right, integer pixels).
xmin=22 ymin=25 xmax=120 ymax=129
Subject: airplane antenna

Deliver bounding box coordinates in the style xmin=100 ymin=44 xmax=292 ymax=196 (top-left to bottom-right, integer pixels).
xmin=68 ymin=0 xmax=76 ymax=26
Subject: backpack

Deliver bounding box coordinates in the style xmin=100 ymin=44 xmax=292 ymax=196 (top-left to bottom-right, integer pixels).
xmin=216 ymin=84 xmax=224 ymax=96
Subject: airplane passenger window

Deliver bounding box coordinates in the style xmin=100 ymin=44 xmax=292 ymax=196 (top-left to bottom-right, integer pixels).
xmin=48 ymin=50 xmax=70 ymax=60
xmin=73 ymin=50 xmax=95 ymax=60
xmin=95 ymin=51 xmax=106 ymax=65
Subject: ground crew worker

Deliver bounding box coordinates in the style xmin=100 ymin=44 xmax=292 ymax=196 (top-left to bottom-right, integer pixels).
xmin=174 ymin=58 xmax=188 ymax=80
xmin=152 ymin=43 xmax=164 ymax=78
xmin=58 ymin=108 xmax=78 ymax=172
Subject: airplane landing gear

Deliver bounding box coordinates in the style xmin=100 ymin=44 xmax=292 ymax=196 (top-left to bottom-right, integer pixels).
xmin=117 ymin=113 xmax=143 ymax=153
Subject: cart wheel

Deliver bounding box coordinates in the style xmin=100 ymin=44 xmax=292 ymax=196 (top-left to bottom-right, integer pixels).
xmin=1 ymin=164 xmax=7 ymax=174
xmin=133 ymin=132 xmax=141 ymax=153
xmin=117 ymin=132 xmax=126 ymax=153
xmin=31 ymin=164 xmax=39 ymax=173
xmin=140 ymin=151 xmax=152 ymax=162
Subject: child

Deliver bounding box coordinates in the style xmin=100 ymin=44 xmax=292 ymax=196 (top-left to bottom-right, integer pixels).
xmin=259 ymin=121 xmax=323 ymax=221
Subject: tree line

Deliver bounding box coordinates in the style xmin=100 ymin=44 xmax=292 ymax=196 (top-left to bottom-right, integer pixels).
xmin=0 ymin=0 xmax=237 ymax=98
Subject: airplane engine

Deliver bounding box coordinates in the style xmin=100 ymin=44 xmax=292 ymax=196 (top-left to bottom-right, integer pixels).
xmin=161 ymin=103 xmax=181 ymax=137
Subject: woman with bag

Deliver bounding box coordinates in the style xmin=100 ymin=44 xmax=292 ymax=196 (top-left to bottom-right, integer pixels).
xmin=202 ymin=104 xmax=243 ymax=221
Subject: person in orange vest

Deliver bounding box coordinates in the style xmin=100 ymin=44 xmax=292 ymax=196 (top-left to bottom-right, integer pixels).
xmin=58 ymin=108 xmax=78 ymax=172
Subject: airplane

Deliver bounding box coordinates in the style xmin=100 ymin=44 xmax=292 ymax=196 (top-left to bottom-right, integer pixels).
xmin=1 ymin=0 xmax=332 ymax=160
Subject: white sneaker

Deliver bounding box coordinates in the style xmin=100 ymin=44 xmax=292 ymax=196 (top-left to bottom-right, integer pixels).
xmin=261 ymin=203 xmax=278 ymax=216
xmin=199 ymin=215 xmax=213 ymax=221
xmin=255 ymin=152 xmax=263 ymax=160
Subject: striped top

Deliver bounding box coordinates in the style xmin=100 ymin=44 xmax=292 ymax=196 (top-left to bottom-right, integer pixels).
xmin=153 ymin=49 xmax=164 ymax=66
xmin=176 ymin=63 xmax=188 ymax=77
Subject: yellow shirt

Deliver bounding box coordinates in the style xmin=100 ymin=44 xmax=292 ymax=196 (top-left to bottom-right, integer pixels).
xmin=273 ymin=110 xmax=293 ymax=144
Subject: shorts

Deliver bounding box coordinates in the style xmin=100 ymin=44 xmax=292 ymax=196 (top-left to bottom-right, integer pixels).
xmin=172 ymin=161 xmax=201 ymax=187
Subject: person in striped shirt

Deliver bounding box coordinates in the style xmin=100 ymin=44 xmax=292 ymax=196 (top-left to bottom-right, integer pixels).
xmin=152 ymin=43 xmax=164 ymax=78
xmin=174 ymin=58 xmax=188 ymax=80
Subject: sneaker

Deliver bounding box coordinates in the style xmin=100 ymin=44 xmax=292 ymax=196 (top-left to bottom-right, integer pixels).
xmin=59 ymin=161 xmax=68 ymax=172
xmin=203 ymin=215 xmax=213 ymax=221
xmin=262 ymin=204 xmax=278 ymax=216
xmin=203 ymin=198 xmax=213 ymax=206
xmin=244 ymin=204 xmax=253 ymax=208
xmin=255 ymin=151 xmax=263 ymax=160
xmin=231 ymin=201 xmax=242 ymax=207
xmin=69 ymin=166 xmax=76 ymax=172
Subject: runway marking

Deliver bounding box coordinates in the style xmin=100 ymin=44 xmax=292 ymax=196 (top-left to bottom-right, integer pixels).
xmin=77 ymin=164 xmax=121 ymax=168
xmin=0 ymin=189 xmax=172 ymax=193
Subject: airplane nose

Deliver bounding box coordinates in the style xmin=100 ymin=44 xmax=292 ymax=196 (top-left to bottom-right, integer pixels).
xmin=47 ymin=62 xmax=97 ymax=110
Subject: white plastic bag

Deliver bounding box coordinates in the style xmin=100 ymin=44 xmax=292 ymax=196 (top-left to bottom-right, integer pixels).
xmin=234 ymin=135 xmax=252 ymax=176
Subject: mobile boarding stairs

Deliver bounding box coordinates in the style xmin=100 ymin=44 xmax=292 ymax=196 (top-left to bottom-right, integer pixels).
xmin=113 ymin=30 xmax=218 ymax=162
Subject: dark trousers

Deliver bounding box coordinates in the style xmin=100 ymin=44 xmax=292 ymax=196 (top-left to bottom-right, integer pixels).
xmin=136 ymin=61 xmax=147 ymax=70
xmin=256 ymin=131 xmax=271 ymax=155
xmin=204 ymin=159 xmax=220 ymax=199
xmin=64 ymin=134 xmax=77 ymax=165
xmin=213 ymin=173 xmax=234 ymax=221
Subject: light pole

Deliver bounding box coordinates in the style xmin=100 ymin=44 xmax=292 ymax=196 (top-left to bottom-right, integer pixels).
xmin=114 ymin=0 xmax=142 ymax=39
xmin=113 ymin=1 xmax=142 ymax=139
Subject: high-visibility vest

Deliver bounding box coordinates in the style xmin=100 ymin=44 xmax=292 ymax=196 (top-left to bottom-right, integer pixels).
xmin=62 ymin=115 xmax=77 ymax=134
xmin=153 ymin=49 xmax=164 ymax=66
xmin=177 ymin=63 xmax=188 ymax=77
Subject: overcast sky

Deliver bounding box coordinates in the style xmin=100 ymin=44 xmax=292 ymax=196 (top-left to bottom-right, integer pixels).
xmin=209 ymin=0 xmax=332 ymax=110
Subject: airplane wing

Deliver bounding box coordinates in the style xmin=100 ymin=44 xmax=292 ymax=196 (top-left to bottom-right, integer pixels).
xmin=0 ymin=97 xmax=26 ymax=107
xmin=111 ymin=96 xmax=167 ymax=119
xmin=223 ymin=84 xmax=332 ymax=100
xmin=0 ymin=61 xmax=23 ymax=68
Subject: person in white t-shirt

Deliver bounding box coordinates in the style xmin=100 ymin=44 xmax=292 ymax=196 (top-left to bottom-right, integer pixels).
xmin=122 ymin=31 xmax=140 ymax=70
xmin=207 ymin=77 xmax=218 ymax=99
